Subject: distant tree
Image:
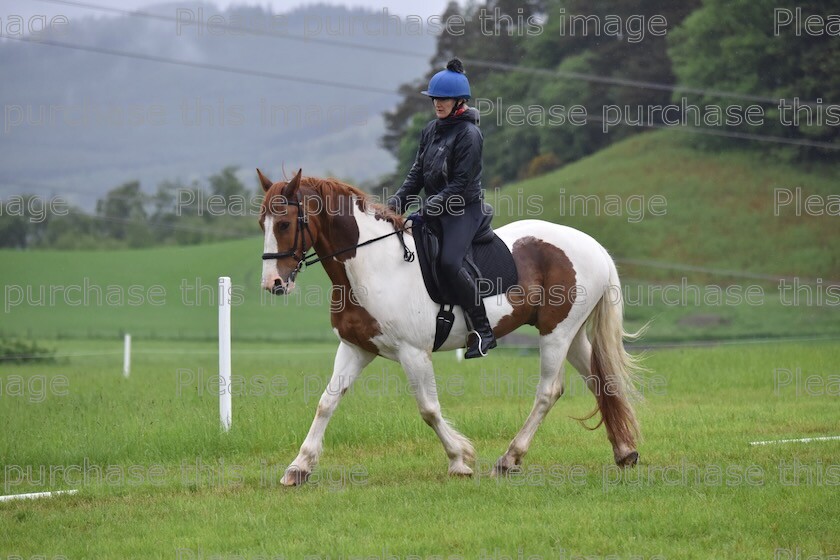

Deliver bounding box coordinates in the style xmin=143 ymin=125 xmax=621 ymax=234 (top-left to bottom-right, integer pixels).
xmin=0 ymin=199 xmax=30 ymax=248
xmin=209 ymin=166 xmax=247 ymax=199
xmin=151 ymin=180 xmax=178 ymax=220
xmin=95 ymin=181 xmax=151 ymax=246
xmin=668 ymin=0 xmax=840 ymax=159
xmin=41 ymin=208 xmax=100 ymax=250
xmin=512 ymin=0 xmax=701 ymax=171
xmin=11 ymin=165 xmax=271 ymax=250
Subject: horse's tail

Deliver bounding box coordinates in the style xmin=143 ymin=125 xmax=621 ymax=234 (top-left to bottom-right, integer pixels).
xmin=579 ymin=254 xmax=646 ymax=450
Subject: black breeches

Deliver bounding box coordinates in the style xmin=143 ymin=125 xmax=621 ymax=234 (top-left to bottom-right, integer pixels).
xmin=436 ymin=202 xmax=485 ymax=308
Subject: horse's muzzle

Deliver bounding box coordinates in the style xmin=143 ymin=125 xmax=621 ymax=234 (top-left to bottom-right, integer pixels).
xmin=270 ymin=278 xmax=293 ymax=295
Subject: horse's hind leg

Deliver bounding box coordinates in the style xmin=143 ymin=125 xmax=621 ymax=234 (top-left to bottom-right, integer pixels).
xmin=492 ymin=331 xmax=572 ymax=476
xmin=399 ymin=346 xmax=475 ymax=476
xmin=567 ymin=326 xmax=638 ymax=466
xmin=282 ymin=341 xmax=375 ymax=486
xmin=567 ymin=326 xmax=598 ymax=395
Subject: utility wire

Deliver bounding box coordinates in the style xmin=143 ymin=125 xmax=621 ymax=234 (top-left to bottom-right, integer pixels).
xmin=2 ymin=35 xmax=397 ymax=95
xmin=31 ymin=0 xmax=830 ymax=107
xmin=5 ymin=35 xmax=837 ymax=151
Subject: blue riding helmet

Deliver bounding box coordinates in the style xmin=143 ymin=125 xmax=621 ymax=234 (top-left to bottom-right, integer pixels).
xmin=421 ymin=59 xmax=471 ymax=99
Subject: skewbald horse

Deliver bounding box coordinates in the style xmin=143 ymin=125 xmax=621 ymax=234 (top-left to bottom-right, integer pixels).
xmin=258 ymin=169 xmax=644 ymax=486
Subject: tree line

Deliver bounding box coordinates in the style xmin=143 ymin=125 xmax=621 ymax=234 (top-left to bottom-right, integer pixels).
xmin=0 ymin=166 xmax=260 ymax=250
xmin=381 ymin=0 xmax=840 ymax=192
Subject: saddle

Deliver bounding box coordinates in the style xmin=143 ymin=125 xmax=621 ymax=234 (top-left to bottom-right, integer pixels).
xmin=412 ymin=203 xmax=518 ymax=351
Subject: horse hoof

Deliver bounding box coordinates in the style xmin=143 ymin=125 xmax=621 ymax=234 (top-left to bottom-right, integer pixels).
xmin=490 ymin=457 xmax=521 ymax=477
xmin=448 ymin=460 xmax=474 ymax=477
xmin=282 ymin=468 xmax=310 ymax=486
xmin=616 ymin=451 xmax=639 ymax=467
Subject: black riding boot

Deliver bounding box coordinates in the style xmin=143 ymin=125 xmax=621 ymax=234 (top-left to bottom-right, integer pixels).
xmin=454 ymin=267 xmax=497 ymax=358
xmin=464 ymin=301 xmax=497 ymax=358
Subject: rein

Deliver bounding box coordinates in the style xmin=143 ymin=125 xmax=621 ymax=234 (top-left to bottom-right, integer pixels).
xmin=261 ymin=197 xmax=415 ymax=282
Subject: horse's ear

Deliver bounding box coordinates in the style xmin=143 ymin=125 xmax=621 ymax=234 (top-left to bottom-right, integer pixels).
xmin=281 ymin=168 xmax=303 ymax=198
xmin=256 ymin=168 xmax=273 ymax=192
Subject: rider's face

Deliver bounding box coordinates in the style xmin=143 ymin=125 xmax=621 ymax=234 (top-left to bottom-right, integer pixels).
xmin=432 ymin=97 xmax=457 ymax=119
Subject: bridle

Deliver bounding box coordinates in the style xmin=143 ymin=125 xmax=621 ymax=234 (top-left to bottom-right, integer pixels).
xmin=261 ymin=195 xmax=414 ymax=285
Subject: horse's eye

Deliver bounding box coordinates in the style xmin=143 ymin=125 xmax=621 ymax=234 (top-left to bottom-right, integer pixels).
xmin=278 ymin=221 xmax=291 ymax=231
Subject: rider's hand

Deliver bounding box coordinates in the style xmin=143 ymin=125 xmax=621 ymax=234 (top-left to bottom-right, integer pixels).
xmin=406 ymin=211 xmax=424 ymax=226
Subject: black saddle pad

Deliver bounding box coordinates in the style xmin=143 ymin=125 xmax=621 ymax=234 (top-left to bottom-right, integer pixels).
xmin=414 ymin=219 xmax=519 ymax=305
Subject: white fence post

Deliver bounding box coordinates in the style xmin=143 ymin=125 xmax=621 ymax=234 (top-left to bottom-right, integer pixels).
xmin=219 ymin=277 xmax=232 ymax=432
xmin=123 ymin=334 xmax=131 ymax=378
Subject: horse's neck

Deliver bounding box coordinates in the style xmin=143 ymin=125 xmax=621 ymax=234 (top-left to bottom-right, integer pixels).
xmin=320 ymin=199 xmax=413 ymax=293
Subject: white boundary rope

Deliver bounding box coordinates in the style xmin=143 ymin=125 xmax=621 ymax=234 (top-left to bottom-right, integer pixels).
xmin=0 ymin=490 xmax=78 ymax=502
xmin=749 ymin=436 xmax=840 ymax=446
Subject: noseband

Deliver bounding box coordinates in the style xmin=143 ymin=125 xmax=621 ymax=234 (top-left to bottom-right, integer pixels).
xmin=262 ymin=196 xmax=415 ymax=284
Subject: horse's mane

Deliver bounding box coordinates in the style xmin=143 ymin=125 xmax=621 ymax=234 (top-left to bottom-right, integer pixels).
xmin=302 ymin=176 xmax=406 ymax=230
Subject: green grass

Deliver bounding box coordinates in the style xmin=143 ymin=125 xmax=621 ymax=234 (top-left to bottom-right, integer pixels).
xmin=0 ymin=237 xmax=333 ymax=342
xmin=1 ymin=339 xmax=838 ymax=558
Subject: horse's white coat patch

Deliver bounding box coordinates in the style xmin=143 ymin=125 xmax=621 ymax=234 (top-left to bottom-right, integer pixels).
xmin=343 ymin=200 xmax=468 ymax=353
xmin=261 ymin=215 xmax=278 ymax=287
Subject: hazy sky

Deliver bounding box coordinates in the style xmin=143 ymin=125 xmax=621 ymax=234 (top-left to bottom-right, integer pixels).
xmin=3 ymin=0 xmax=452 ymax=20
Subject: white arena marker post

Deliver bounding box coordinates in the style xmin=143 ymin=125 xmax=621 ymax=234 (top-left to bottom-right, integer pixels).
xmin=123 ymin=334 xmax=131 ymax=378
xmin=219 ymin=277 xmax=232 ymax=432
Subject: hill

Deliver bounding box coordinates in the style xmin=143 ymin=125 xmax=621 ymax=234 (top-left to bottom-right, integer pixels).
xmin=2 ymin=131 xmax=838 ymax=344
xmin=493 ymin=130 xmax=839 ymax=280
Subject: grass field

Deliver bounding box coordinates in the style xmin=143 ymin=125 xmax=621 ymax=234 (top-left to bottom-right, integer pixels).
xmin=1 ymin=338 xmax=838 ymax=558
xmin=2 ymin=130 xmax=838 ymax=558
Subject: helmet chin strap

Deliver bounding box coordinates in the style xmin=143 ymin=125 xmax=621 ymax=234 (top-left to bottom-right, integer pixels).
xmin=448 ymin=99 xmax=467 ymax=118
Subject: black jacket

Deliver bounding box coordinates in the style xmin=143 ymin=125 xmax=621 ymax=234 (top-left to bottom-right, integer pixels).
xmin=388 ymin=107 xmax=483 ymax=215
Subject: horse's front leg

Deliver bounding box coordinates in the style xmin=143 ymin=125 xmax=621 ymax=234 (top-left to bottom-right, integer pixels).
xmin=399 ymin=346 xmax=475 ymax=476
xmin=283 ymin=341 xmax=375 ymax=486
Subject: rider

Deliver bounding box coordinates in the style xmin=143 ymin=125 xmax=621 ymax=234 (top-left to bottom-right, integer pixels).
xmin=387 ymin=58 xmax=497 ymax=359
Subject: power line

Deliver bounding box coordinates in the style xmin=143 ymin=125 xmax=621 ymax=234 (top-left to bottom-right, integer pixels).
xmin=5 ymin=7 xmax=838 ymax=153
xmin=2 ymin=35 xmax=396 ymax=95
xmin=32 ymin=0 xmax=829 ymax=107
xmin=465 ymin=60 xmax=788 ymax=106
xmin=6 ymin=34 xmax=837 ymax=152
